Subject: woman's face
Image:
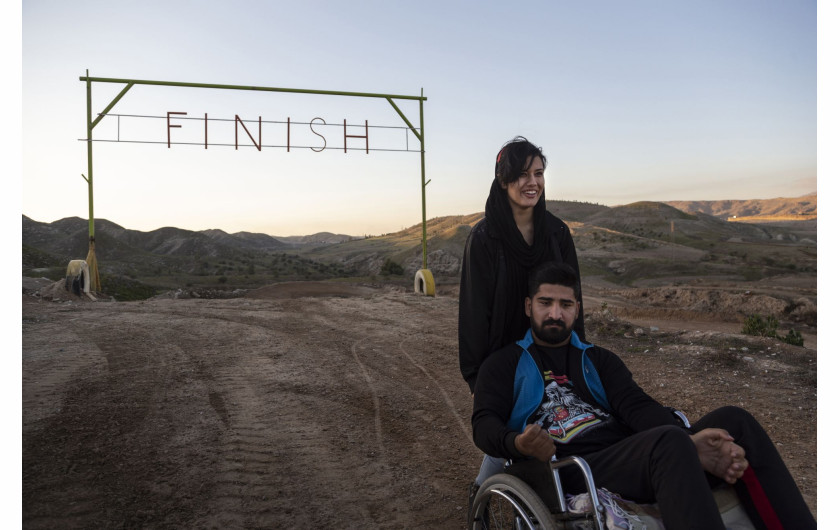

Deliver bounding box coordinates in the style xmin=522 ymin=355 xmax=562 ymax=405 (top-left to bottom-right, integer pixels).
xmin=502 ymin=155 xmax=545 ymax=212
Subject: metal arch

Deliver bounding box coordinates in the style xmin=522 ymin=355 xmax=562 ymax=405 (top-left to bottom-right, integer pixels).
xmin=80 ymin=71 xmax=430 ymax=291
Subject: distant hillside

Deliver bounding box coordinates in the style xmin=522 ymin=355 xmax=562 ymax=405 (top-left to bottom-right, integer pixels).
xmin=22 ymin=193 xmax=817 ymax=296
xmin=274 ymin=232 xmax=359 ymax=248
xmin=580 ymin=201 xmax=784 ymax=243
xmin=201 ymin=229 xmax=291 ymax=252
xmin=666 ymin=193 xmax=816 ymax=220
xmin=22 ymin=215 xmax=355 ymax=291
xmin=301 ymin=213 xmax=483 ymax=277
xmin=546 ymin=200 xmax=611 ymax=222
xmin=23 ymin=216 xmax=282 ymax=263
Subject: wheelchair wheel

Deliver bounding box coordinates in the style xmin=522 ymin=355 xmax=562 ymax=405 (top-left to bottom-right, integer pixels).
xmin=469 ymin=473 xmax=555 ymax=530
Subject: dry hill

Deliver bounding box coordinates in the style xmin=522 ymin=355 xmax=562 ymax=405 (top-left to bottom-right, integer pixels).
xmin=666 ymin=193 xmax=816 ymax=221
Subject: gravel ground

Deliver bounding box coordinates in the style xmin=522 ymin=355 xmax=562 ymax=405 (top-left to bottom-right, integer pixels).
xmin=22 ymin=279 xmax=816 ymax=528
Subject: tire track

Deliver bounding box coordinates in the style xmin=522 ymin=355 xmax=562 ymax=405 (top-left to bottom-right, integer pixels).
xmin=199 ymin=390 xmax=290 ymax=527
xmin=350 ymin=339 xmax=386 ymax=455
xmin=161 ymin=317 xmax=301 ymax=528
xmin=398 ymin=338 xmax=472 ymax=443
xmin=23 ymin=291 xmax=475 ymax=528
xmin=23 ymin=315 xmax=195 ymax=529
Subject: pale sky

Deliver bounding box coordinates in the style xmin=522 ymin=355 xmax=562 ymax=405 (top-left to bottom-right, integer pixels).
xmin=21 ymin=1 xmax=817 ymax=237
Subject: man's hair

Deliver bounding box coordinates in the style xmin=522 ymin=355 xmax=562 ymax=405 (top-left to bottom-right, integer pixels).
xmin=527 ymin=261 xmax=580 ymax=299
xmin=495 ymin=136 xmax=547 ymax=187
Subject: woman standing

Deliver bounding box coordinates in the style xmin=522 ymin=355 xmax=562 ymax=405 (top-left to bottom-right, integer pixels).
xmin=459 ymin=136 xmax=586 ymax=492
xmin=459 ymin=136 xmax=585 ymax=392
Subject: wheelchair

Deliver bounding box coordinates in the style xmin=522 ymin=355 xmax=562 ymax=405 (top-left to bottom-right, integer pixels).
xmin=468 ymin=454 xmax=609 ymax=530
xmin=467 ymin=410 xmax=754 ymax=530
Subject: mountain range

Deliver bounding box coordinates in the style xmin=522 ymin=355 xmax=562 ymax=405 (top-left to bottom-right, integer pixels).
xmin=664 ymin=194 xmax=816 ymax=220
xmin=22 ymin=193 xmax=816 ymax=296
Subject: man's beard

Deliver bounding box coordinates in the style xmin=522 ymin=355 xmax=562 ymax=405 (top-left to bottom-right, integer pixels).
xmin=532 ymin=317 xmax=572 ymax=345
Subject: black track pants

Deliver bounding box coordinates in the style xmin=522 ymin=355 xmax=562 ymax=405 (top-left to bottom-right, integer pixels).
xmin=561 ymin=406 xmax=814 ymax=530
xmin=692 ymin=406 xmax=815 ymax=530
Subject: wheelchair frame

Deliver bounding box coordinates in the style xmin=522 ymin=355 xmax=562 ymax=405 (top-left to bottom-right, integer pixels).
xmin=469 ymin=455 xmax=607 ymax=530
xmin=469 ymin=410 xmax=692 ymax=529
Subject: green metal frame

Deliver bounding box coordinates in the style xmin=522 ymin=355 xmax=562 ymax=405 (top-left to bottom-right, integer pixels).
xmin=80 ymin=71 xmax=431 ymax=278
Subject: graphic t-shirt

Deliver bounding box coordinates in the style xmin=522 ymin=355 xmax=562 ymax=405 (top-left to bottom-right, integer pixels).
xmin=526 ymin=345 xmax=632 ymax=456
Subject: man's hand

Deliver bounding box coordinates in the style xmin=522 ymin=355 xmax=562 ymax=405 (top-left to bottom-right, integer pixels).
xmin=690 ymin=428 xmax=749 ymax=484
xmin=514 ymin=424 xmax=555 ymax=462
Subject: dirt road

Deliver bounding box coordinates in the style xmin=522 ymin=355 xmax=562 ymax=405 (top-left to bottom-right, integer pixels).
xmin=22 ymin=280 xmax=817 ymax=528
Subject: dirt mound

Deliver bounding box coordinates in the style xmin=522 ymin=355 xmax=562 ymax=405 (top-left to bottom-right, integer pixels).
xmin=609 ymin=286 xmax=817 ymax=324
xmin=788 ymin=297 xmax=817 ymax=324
xmin=31 ymin=279 xmax=107 ymax=303
xmin=22 ymin=277 xmax=55 ymax=296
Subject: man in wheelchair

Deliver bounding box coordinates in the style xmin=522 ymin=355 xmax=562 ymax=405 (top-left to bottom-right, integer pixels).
xmin=471 ymin=261 xmax=814 ymax=529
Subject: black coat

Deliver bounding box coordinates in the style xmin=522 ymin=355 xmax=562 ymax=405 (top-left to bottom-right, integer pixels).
xmin=458 ymin=212 xmax=585 ymax=393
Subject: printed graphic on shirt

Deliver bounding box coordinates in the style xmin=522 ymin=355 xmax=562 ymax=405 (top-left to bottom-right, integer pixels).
xmin=533 ymin=372 xmax=610 ymax=444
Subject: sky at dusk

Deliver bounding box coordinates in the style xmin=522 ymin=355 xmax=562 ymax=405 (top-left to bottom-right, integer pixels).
xmin=17 ymin=1 xmax=821 ymax=237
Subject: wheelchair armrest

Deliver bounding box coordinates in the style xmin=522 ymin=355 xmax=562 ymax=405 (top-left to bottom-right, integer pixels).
xmin=667 ymin=407 xmax=692 ymax=428
xmin=552 ymin=456 xmax=608 ymax=529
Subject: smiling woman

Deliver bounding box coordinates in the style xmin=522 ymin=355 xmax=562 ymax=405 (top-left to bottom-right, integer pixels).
xmin=501 ymin=155 xmax=545 ymax=238
xmin=458 ymin=136 xmax=586 ymax=393
xmin=457 ymin=136 xmax=588 ymax=501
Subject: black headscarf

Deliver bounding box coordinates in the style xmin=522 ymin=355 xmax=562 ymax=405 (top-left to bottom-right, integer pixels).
xmin=484 ymin=178 xmax=552 ymax=343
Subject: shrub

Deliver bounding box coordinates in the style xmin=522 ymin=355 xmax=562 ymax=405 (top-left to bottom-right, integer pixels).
xmin=218 ymin=276 xmax=228 ymax=284
xmin=100 ymin=274 xmax=158 ymax=301
xmin=742 ymin=314 xmax=804 ymax=347
xmin=380 ymin=258 xmax=404 ymax=276
xmin=741 ymin=314 xmax=779 ymax=338
xmin=782 ymin=329 xmax=804 ymax=347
